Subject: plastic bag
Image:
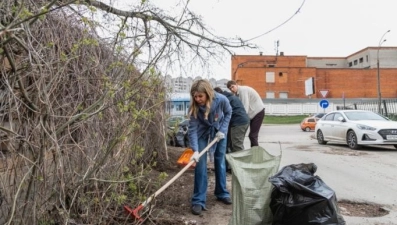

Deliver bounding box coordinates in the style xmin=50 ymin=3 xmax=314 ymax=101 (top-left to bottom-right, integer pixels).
xmin=268 ymin=163 xmax=345 ymax=225
xmin=226 ymin=146 xmax=281 ymax=225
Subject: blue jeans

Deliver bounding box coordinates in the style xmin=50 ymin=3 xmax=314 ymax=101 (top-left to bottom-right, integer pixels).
xmin=191 ymin=137 xmax=230 ymax=208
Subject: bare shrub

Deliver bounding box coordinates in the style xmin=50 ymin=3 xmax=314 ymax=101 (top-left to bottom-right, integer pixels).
xmin=1 ymin=0 xmax=253 ymax=224
xmin=1 ymin=4 xmax=167 ymax=225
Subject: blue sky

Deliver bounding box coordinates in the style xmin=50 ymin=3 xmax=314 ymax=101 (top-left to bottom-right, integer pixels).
xmin=114 ymin=0 xmax=397 ymax=79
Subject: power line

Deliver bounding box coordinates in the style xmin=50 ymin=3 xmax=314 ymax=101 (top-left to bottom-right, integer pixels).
xmin=244 ymin=0 xmax=306 ymax=42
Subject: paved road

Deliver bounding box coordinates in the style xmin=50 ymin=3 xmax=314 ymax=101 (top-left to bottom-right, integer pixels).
xmin=245 ymin=124 xmax=397 ymax=225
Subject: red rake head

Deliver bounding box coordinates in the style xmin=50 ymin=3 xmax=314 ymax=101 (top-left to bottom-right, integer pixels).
xmin=124 ymin=204 xmax=144 ymax=221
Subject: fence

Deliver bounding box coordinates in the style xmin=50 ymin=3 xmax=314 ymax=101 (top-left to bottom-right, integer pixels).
xmin=264 ymin=102 xmax=334 ymax=115
xmin=264 ymin=98 xmax=397 ymax=118
xmin=263 ymin=99 xmax=359 ymax=116
xmin=338 ymin=99 xmax=397 ymax=120
xmin=167 ymin=98 xmax=397 ymax=119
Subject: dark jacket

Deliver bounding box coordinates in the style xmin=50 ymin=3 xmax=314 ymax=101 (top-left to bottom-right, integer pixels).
xmin=221 ymin=91 xmax=249 ymax=127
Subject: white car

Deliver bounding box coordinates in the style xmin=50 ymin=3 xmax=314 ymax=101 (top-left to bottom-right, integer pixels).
xmin=315 ymin=110 xmax=397 ymax=150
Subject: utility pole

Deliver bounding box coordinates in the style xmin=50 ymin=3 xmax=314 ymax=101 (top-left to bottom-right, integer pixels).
xmin=377 ymin=30 xmax=390 ymax=114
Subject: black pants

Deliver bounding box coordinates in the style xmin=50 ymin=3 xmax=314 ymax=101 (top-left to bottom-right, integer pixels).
xmin=249 ymin=109 xmax=265 ymax=147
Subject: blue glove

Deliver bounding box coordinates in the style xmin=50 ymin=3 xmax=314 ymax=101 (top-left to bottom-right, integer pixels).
xmin=216 ymin=131 xmax=225 ymax=140
xmin=190 ymin=151 xmax=200 ymax=162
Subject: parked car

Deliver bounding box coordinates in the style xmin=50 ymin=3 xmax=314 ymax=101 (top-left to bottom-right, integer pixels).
xmin=167 ymin=116 xmax=186 ymax=129
xmin=300 ymin=117 xmax=318 ymax=131
xmin=312 ymin=113 xmax=326 ymax=119
xmin=315 ymin=110 xmax=397 ymax=149
xmin=167 ymin=118 xmax=190 ymax=147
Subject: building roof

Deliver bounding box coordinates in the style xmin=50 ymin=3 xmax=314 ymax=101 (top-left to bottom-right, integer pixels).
xmin=169 ymin=93 xmax=190 ymax=102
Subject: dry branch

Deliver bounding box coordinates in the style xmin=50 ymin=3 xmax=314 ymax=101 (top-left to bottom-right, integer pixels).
xmin=0 ymin=0 xmax=254 ymax=224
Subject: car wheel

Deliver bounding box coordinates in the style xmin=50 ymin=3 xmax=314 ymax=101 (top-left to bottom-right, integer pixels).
xmin=305 ymin=127 xmax=311 ymax=132
xmin=168 ymin=135 xmax=177 ymax=147
xmin=317 ymin=130 xmax=327 ymax=145
xmin=184 ymin=134 xmax=190 ymax=148
xmin=168 ymin=138 xmax=173 ymax=146
xmin=347 ymin=130 xmax=361 ymax=150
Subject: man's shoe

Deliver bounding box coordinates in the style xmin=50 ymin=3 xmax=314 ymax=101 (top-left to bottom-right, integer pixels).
xmin=191 ymin=204 xmax=202 ymax=215
xmin=218 ymin=197 xmax=232 ymax=205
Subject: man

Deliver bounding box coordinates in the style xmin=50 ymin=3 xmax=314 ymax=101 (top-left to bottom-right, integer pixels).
xmin=214 ymin=87 xmax=249 ymax=153
xmin=226 ymin=80 xmax=265 ymax=147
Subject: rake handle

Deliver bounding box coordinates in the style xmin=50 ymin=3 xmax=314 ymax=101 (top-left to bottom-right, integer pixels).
xmin=141 ymin=137 xmax=219 ymax=207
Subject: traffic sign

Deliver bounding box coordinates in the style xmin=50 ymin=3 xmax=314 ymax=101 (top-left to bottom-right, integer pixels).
xmin=319 ymin=99 xmax=329 ymax=109
xmin=319 ymin=90 xmax=329 ymax=98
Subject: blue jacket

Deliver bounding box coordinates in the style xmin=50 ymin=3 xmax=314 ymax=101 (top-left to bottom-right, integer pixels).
xmin=188 ymin=92 xmax=232 ymax=152
xmin=221 ymin=91 xmax=249 ymax=127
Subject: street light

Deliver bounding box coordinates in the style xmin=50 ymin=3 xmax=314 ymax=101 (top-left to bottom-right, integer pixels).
xmin=377 ymin=30 xmax=390 ymax=114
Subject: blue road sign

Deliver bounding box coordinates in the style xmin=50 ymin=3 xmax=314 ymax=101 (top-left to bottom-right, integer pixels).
xmin=319 ymin=99 xmax=329 ymax=109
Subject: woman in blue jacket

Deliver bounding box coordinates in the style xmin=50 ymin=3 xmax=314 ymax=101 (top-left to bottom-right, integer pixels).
xmin=188 ymin=79 xmax=232 ymax=215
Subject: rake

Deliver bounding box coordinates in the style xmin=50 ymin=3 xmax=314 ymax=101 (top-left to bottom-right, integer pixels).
xmin=124 ymin=137 xmax=219 ymax=221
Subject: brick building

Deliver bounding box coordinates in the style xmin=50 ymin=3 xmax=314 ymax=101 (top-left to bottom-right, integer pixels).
xmin=231 ymin=47 xmax=397 ymax=99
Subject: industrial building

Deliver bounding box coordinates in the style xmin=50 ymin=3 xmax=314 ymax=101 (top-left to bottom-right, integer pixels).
xmin=231 ymin=47 xmax=397 ymax=99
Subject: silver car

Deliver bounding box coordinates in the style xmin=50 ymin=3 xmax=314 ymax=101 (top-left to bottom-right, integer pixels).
xmin=315 ymin=110 xmax=397 ymax=149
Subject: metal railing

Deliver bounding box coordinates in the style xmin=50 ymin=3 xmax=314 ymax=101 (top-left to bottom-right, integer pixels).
xmin=337 ymin=99 xmax=397 ymax=120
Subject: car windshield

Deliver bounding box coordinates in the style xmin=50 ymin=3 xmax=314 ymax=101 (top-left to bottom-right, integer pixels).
xmin=167 ymin=116 xmax=185 ymax=127
xmin=314 ymin=113 xmax=325 ymax=118
xmin=344 ymin=111 xmax=387 ymax=121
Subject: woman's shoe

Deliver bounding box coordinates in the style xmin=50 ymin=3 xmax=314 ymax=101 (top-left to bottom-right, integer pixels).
xmin=191 ymin=204 xmax=202 ymax=215
xmin=217 ymin=197 xmax=232 ymax=205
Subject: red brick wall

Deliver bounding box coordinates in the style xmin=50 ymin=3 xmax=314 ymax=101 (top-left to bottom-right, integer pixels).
xmin=316 ymin=69 xmax=397 ymax=98
xmin=231 ymin=55 xmax=397 ymax=99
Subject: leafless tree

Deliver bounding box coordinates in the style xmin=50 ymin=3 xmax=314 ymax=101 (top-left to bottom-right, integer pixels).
xmin=0 ymin=0 xmax=254 ymax=224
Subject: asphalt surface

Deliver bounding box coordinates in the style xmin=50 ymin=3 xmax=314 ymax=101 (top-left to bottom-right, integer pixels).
xmin=247 ymin=124 xmax=397 ymax=225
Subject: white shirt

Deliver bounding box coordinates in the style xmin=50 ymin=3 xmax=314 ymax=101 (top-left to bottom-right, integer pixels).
xmin=236 ymin=85 xmax=265 ymax=119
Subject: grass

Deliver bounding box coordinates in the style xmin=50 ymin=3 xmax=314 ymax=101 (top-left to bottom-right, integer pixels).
xmin=387 ymin=114 xmax=397 ymax=121
xmin=264 ymin=115 xmax=309 ymax=124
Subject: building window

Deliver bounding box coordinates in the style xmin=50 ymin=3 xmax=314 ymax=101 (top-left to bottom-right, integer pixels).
xmin=354 ymin=60 xmax=358 ymax=65
xmin=359 ymin=57 xmax=363 ymax=63
xmin=266 ymin=72 xmax=275 ymax=83
xmin=266 ymin=91 xmax=275 ymax=99
xmin=176 ymin=104 xmax=183 ymax=111
xmin=325 ymin=63 xmax=337 ymax=66
xmin=366 ymin=55 xmax=368 ymax=62
xmin=348 ymin=62 xmax=352 ymax=67
xmin=279 ymin=92 xmax=288 ymax=99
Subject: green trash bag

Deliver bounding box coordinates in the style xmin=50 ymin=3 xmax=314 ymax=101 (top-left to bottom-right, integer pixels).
xmin=226 ymin=146 xmax=282 ymax=225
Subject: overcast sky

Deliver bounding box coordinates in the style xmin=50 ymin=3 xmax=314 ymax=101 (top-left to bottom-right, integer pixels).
xmin=116 ymin=0 xmax=397 ymax=79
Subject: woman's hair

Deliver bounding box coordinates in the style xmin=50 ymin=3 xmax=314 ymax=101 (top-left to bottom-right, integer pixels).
xmin=189 ymin=79 xmax=214 ymax=120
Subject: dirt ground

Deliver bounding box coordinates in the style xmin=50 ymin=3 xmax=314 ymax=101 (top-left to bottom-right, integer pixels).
xmin=135 ymin=146 xmax=389 ymax=225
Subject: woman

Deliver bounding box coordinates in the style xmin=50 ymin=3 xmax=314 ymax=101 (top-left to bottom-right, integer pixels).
xmin=188 ymin=79 xmax=232 ymax=215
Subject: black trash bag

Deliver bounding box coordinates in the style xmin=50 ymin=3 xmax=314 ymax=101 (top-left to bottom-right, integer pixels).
xmin=268 ymin=163 xmax=345 ymax=225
